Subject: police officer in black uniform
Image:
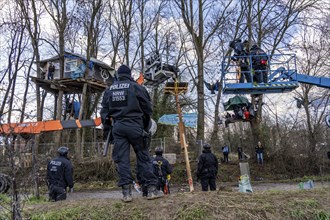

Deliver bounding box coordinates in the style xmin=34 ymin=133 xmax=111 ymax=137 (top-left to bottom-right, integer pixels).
xmin=152 ymin=147 xmax=173 ymax=194
xmin=197 ymin=143 xmax=218 ymax=191
xmin=47 ymin=146 xmax=74 ymax=201
xmin=100 ymin=64 xmax=163 ymax=202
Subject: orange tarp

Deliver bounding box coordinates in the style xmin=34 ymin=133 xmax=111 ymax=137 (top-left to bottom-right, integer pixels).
xmin=0 ymin=117 xmax=102 ymax=135
xmin=136 ymin=73 xmax=144 ymax=85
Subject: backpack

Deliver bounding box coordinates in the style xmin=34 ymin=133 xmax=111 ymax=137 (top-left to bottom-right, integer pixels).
xmin=153 ymin=160 xmax=165 ymax=182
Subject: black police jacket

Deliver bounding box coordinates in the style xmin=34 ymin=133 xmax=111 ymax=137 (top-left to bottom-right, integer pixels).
xmin=47 ymin=156 xmax=74 ymax=189
xmin=101 ymin=77 xmax=152 ymax=128
xmin=152 ymin=155 xmax=173 ymax=179
xmin=197 ymin=149 xmax=218 ymax=177
xmin=250 ymin=47 xmax=268 ymax=68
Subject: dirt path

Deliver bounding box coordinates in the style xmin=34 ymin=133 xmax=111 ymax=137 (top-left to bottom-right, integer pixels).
xmin=65 ymin=181 xmax=330 ymax=201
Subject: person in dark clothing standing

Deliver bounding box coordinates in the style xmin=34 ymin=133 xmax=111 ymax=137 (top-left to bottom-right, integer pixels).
xmin=250 ymin=44 xmax=268 ymax=83
xmin=197 ymin=143 xmax=218 ymax=191
xmin=48 ymin=62 xmax=55 ymax=80
xmin=255 ymin=141 xmax=265 ymax=164
xmin=100 ymin=64 xmax=163 ymax=202
xmin=152 ymin=147 xmax=173 ymax=194
xmin=47 ymin=146 xmax=74 ymax=202
xmin=237 ymin=146 xmax=243 ymax=161
xmin=229 ymin=39 xmax=252 ymax=83
xmin=222 ymin=145 xmax=230 ymax=163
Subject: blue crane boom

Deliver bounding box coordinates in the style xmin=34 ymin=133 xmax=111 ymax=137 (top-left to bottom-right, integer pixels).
xmin=281 ymin=71 xmax=330 ymax=89
xmin=221 ymin=53 xmax=330 ymax=95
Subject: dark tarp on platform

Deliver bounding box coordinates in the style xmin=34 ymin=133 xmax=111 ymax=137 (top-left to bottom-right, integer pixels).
xmin=223 ymin=95 xmax=250 ymax=111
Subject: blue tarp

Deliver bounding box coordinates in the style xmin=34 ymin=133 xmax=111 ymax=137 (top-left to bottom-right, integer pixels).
xmin=71 ymin=63 xmax=86 ymax=79
xmin=73 ymin=102 xmax=81 ymax=119
xmin=158 ymin=113 xmax=197 ymax=128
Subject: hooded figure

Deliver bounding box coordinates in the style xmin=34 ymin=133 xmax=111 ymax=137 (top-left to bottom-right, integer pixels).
xmin=197 ymin=143 xmax=218 ymax=191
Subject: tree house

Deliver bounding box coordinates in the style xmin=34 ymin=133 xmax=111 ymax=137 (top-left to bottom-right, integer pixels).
xmin=31 ymin=51 xmax=116 ymax=94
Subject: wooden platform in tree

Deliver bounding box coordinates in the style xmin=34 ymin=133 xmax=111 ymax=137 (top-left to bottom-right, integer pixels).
xmin=31 ymin=76 xmax=108 ymax=94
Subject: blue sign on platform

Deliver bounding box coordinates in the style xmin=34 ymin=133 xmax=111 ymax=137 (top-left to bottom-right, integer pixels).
xmin=158 ymin=113 xmax=197 ymax=128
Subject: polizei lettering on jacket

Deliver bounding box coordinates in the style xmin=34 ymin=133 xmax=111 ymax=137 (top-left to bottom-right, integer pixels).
xmin=112 ymin=91 xmax=126 ymax=101
xmin=110 ymin=83 xmax=130 ymax=90
xmin=110 ymin=83 xmax=129 ymax=107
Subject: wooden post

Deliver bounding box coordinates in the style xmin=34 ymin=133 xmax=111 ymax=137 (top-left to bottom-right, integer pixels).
xmin=165 ymin=81 xmax=194 ymax=192
xmin=76 ymin=83 xmax=88 ymax=161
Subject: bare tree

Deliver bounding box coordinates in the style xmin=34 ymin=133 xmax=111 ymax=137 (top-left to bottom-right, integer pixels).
xmin=74 ymin=0 xmax=105 ymax=161
xmin=41 ymin=0 xmax=69 ymax=151
xmin=292 ymin=21 xmax=330 ymax=169
xmin=242 ymin=0 xmax=320 ymax=146
xmin=17 ymin=0 xmax=47 ymax=198
xmin=174 ymin=0 xmax=235 ymax=141
xmin=0 ymin=1 xmax=30 ymax=217
xmin=105 ymin=1 xmax=124 ymax=67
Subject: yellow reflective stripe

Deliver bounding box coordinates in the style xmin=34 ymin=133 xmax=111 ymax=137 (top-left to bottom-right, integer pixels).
xmin=251 ymin=82 xmax=298 ymax=88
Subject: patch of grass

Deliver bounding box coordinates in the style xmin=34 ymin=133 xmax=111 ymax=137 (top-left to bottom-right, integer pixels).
xmin=29 ymin=206 xmax=112 ymax=220
xmin=175 ymin=204 xmax=210 ymax=220
xmin=0 ymin=212 xmax=11 ymax=220
xmin=291 ymin=209 xmax=306 ymax=219
xmin=0 ymin=193 xmax=10 ymax=203
xmin=314 ymin=210 xmax=330 ymax=220
xmin=109 ymin=203 xmax=145 ymax=220
xmin=288 ymin=198 xmax=327 ymax=220
xmin=28 ymin=202 xmax=146 ymax=220
xmin=290 ymin=199 xmax=320 ymax=209
xmin=113 ymin=201 xmax=124 ymax=210
xmin=25 ymin=195 xmax=48 ymax=204
xmin=24 ymin=186 xmax=330 ymax=220
xmin=303 ymin=199 xmax=319 ymax=208
xmin=0 ymin=194 xmax=11 ymax=220
xmin=29 ymin=207 xmax=83 ymax=220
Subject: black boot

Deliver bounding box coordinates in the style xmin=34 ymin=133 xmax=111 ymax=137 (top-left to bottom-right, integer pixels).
xmin=122 ymin=184 xmax=132 ymax=202
xmin=147 ymin=185 xmax=164 ymax=200
xmin=142 ymin=184 xmax=148 ymax=197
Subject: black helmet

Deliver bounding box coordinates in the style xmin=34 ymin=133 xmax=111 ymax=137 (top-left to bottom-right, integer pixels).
xmin=117 ymin=64 xmax=132 ymax=78
xmin=57 ymin=146 xmax=69 ymax=156
xmin=155 ymin=146 xmax=163 ymax=155
xmin=251 ymin=44 xmax=259 ymax=50
xmin=229 ymin=38 xmax=243 ymax=48
xmin=203 ymin=143 xmax=211 ymax=149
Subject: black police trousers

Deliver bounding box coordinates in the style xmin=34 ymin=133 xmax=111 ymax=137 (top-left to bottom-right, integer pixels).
xmin=112 ymin=119 xmax=158 ymax=187
xmin=201 ymin=174 xmax=216 ymax=191
xmin=49 ymin=184 xmax=67 ymax=201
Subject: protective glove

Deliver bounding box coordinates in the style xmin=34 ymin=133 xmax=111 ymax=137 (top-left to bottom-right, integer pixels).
xmin=167 ymin=175 xmax=171 ymax=181
xmin=142 ymin=130 xmax=151 ymax=149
